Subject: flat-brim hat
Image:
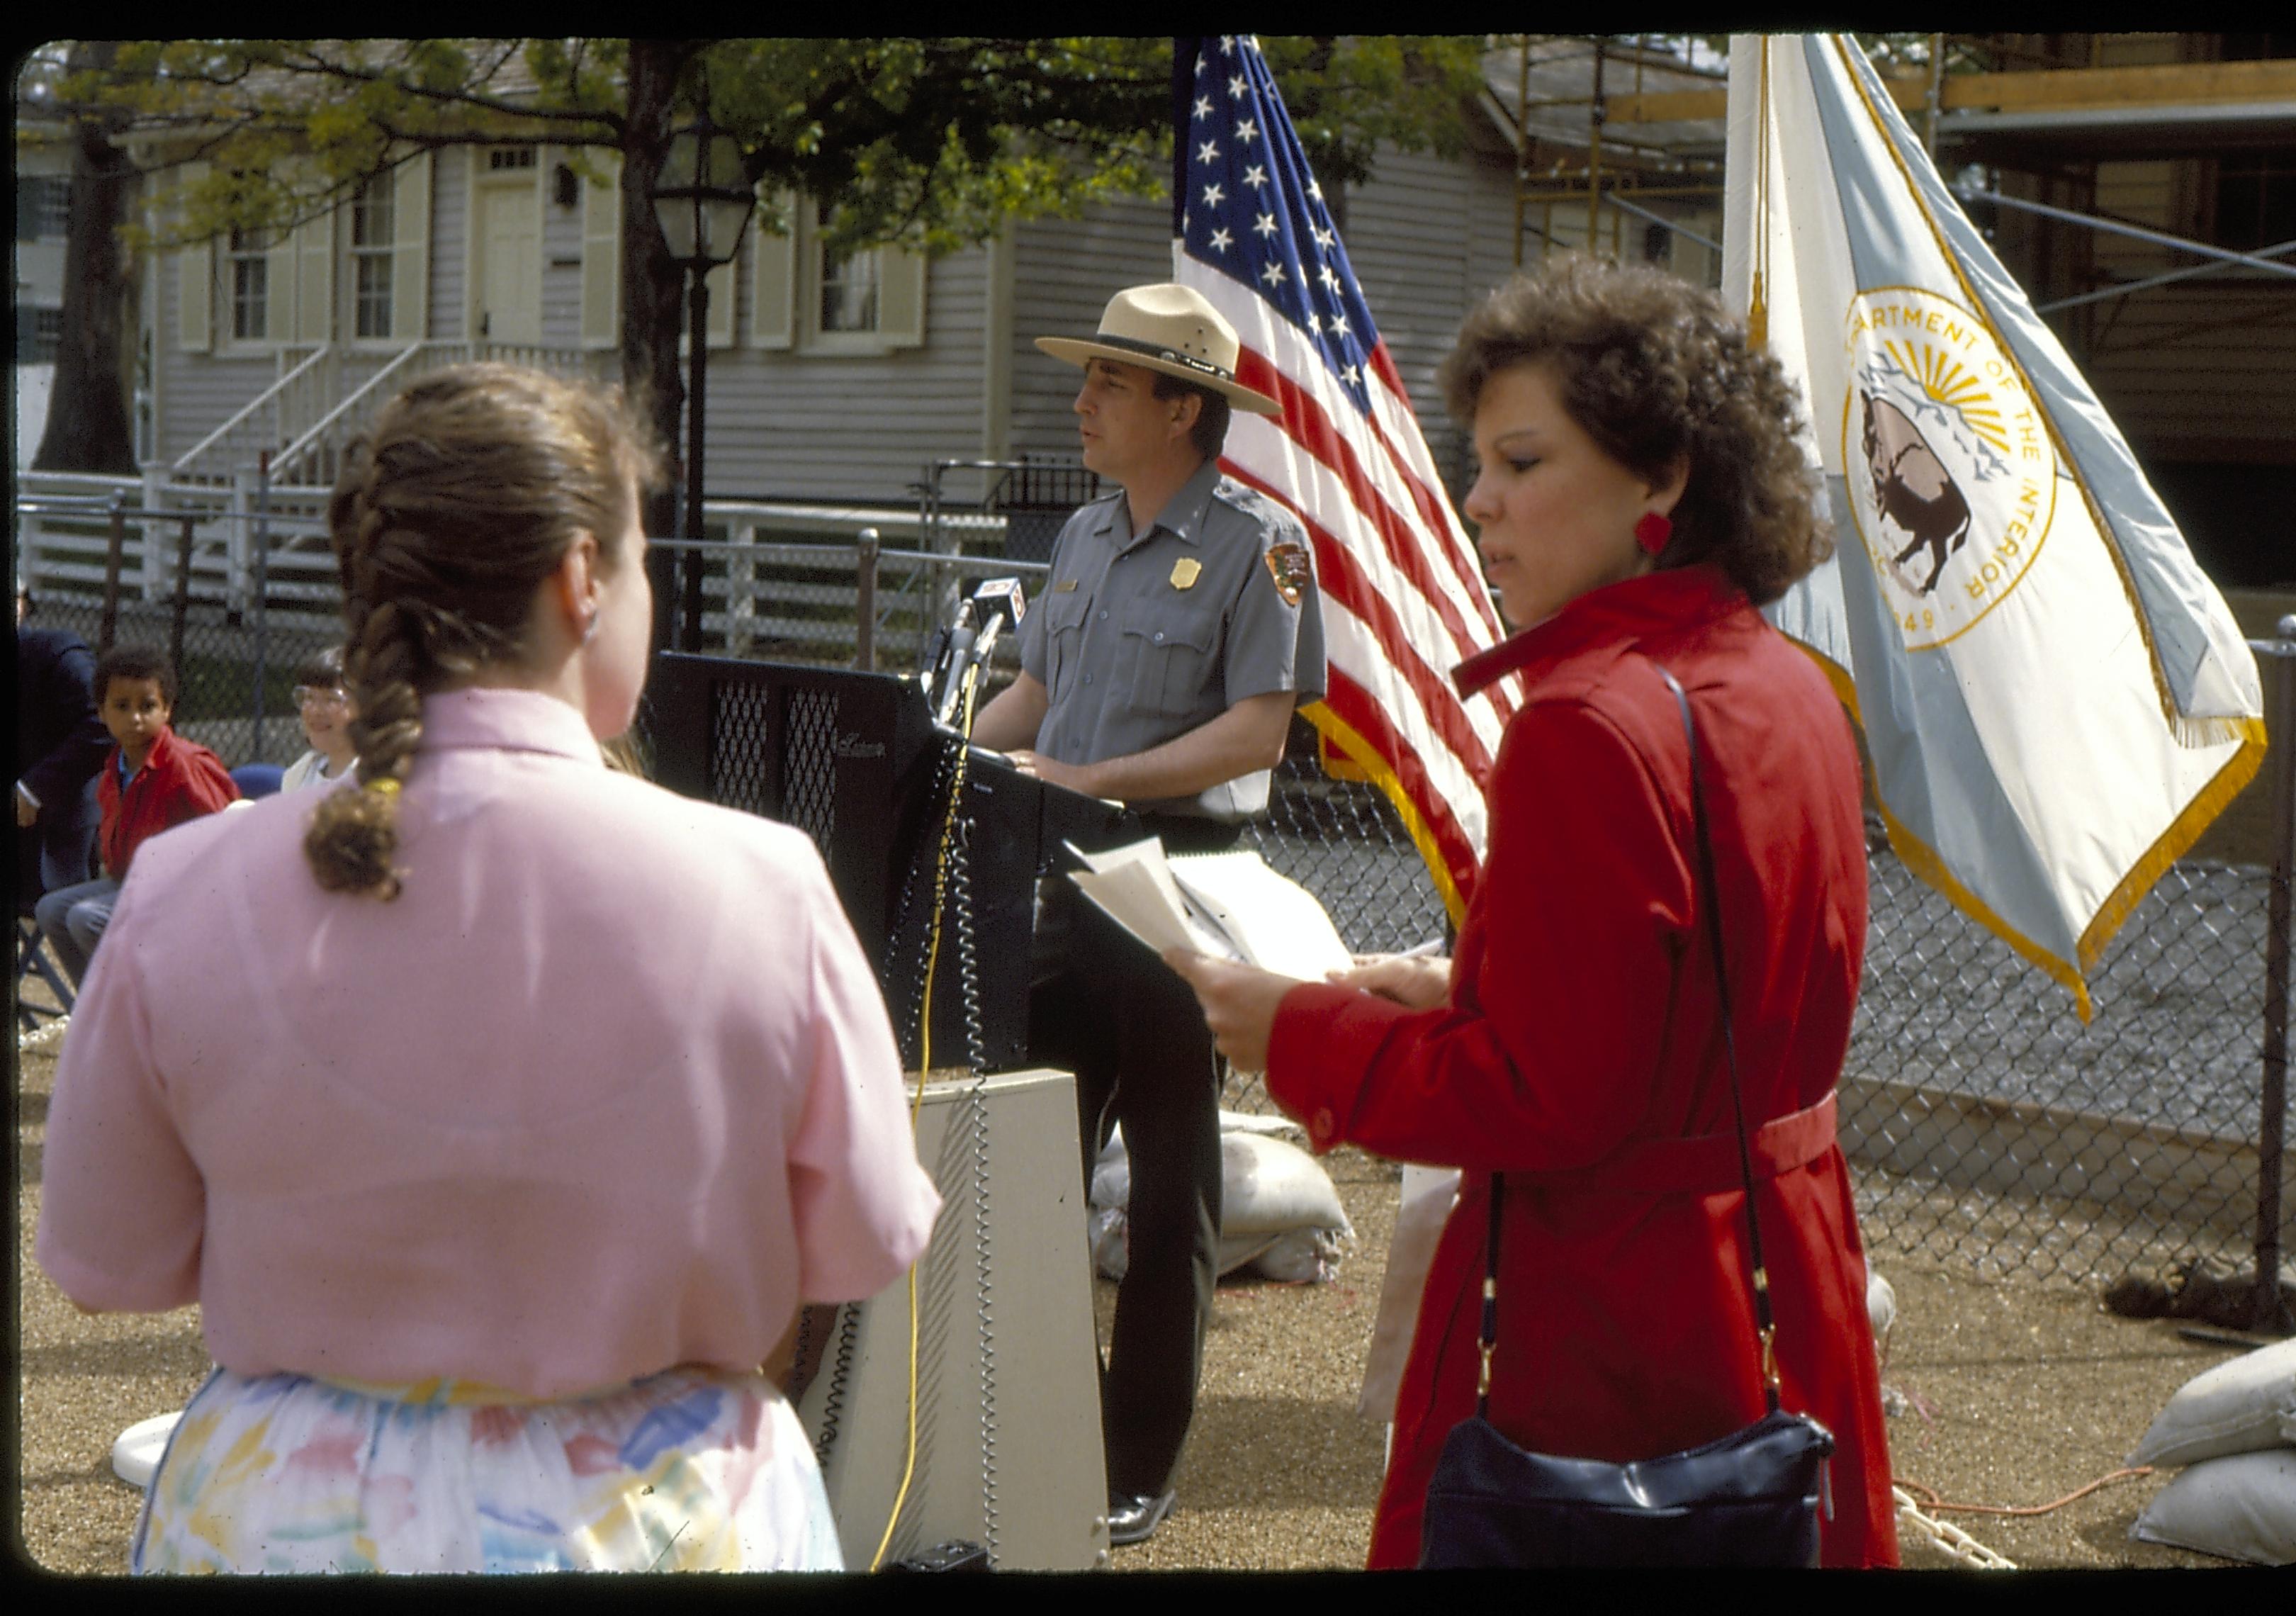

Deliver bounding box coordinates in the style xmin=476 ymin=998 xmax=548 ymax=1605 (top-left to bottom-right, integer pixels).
xmin=1036 ymin=283 xmax=1283 ymax=415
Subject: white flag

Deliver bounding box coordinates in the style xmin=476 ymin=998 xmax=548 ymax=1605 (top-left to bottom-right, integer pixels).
xmin=1722 ymin=34 xmax=2267 ymax=1019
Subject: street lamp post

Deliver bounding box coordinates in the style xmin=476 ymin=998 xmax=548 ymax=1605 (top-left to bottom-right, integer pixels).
xmin=651 ymin=110 xmax=758 ymax=653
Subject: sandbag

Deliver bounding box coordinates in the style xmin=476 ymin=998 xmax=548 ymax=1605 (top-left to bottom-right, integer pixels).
xmin=2127 ymin=1339 xmax=2296 ymax=1469
xmin=2129 ymin=1448 xmax=2296 ymax=1566
xmin=1089 ymin=1124 xmax=1353 ymax=1284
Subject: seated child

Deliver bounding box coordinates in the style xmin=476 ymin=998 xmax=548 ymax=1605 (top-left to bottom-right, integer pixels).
xmin=34 ymin=646 xmax=238 ymax=988
xmin=280 ymin=646 xmax=358 ymax=791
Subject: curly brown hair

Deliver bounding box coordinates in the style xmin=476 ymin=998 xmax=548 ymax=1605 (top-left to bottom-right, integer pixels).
xmin=303 ymin=363 xmax=665 ymax=900
xmin=1439 ymin=254 xmax=1830 ymax=606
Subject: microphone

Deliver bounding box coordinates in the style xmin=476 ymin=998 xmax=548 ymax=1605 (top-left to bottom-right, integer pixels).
xmin=931 ymin=578 xmax=1031 ymax=730
xmin=963 ymin=578 xmax=1028 ymax=674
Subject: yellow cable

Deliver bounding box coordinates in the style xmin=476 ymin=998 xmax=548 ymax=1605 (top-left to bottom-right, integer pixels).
xmin=870 ymin=659 xmax=982 ymax=1571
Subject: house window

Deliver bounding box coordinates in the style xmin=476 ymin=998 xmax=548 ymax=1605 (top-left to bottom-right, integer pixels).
xmin=820 ymin=245 xmax=880 ymax=333
xmin=16 ymin=175 xmax=70 ymax=241
xmin=228 ymin=226 xmax=271 ymax=340
xmin=16 ymin=305 xmax=64 ymax=362
xmin=488 ymin=147 xmax=536 ymax=172
xmin=351 ymin=175 xmax=395 ymax=338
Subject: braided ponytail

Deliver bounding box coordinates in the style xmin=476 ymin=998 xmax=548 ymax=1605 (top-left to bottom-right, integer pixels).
xmin=303 ymin=363 xmax=665 ymax=899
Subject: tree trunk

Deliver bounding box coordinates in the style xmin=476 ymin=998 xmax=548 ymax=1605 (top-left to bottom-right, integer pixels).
xmin=621 ymin=40 xmax=695 ymax=650
xmin=33 ymin=40 xmax=139 ymax=475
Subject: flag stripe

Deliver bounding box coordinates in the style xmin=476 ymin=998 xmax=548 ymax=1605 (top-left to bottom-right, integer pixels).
xmin=1217 ymin=454 xmax=1500 ymax=782
xmin=1175 ymin=34 xmax=1509 ymax=907
xmin=1188 ymin=274 xmax=1506 ymax=658
xmin=1222 ymin=338 xmax=1507 ymax=688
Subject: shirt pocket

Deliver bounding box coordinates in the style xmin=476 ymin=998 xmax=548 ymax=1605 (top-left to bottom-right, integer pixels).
xmin=1120 ymin=615 xmax=1220 ymax=719
xmin=1042 ymin=590 xmax=1092 ymax=703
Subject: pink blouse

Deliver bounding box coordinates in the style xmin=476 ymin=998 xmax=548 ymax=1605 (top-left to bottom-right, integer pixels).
xmin=38 ymin=687 xmax=940 ymax=1398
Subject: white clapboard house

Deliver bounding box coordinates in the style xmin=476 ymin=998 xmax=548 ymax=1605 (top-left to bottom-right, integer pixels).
xmin=142 ymin=124 xmax=1568 ymax=512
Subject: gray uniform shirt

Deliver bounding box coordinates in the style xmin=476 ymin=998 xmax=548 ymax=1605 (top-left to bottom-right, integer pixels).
xmin=1018 ymin=456 xmax=1327 ymax=821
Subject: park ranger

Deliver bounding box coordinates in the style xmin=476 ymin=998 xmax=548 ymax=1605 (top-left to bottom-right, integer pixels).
xmin=971 ymin=282 xmax=1326 ymax=1547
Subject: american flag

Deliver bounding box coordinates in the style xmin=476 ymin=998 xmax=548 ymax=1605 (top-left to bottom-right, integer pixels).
xmin=1171 ymin=34 xmax=1515 ymax=919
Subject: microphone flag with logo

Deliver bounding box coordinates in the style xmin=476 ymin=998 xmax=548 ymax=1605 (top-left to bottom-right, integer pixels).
xmin=1169 ymin=34 xmax=1519 ymax=921
xmin=1723 ymin=33 xmax=2266 ymax=1018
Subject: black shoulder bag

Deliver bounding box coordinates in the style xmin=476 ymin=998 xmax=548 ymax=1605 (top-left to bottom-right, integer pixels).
xmin=1417 ymin=665 xmax=1837 ymax=1569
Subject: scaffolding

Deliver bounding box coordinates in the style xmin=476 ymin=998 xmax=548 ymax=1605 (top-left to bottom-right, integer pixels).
xmin=1480 ymin=31 xmax=2296 ymax=312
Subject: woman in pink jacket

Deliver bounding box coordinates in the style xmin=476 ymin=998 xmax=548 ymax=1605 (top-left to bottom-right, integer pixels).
xmin=1174 ymin=256 xmax=1897 ymax=1567
xmin=38 ymin=364 xmax=941 ymax=1573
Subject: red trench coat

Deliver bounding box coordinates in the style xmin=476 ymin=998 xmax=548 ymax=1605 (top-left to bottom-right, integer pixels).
xmin=1268 ymin=566 xmax=1897 ymax=1569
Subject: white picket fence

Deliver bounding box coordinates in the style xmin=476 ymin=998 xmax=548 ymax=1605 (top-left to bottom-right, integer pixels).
xmin=13 ymin=471 xmax=1034 ymax=666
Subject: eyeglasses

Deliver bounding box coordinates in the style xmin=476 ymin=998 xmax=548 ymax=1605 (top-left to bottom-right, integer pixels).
xmin=294 ymin=686 xmax=349 ymax=711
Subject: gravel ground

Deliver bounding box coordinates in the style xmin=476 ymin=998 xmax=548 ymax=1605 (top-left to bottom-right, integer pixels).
xmin=18 ymin=1021 xmax=2261 ymax=1576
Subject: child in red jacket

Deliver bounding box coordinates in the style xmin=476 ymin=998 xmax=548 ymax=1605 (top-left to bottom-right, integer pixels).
xmin=34 ymin=645 xmax=238 ymax=988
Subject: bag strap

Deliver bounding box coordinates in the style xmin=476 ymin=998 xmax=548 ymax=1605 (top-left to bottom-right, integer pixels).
xmin=1475 ymin=662 xmax=1783 ymax=1423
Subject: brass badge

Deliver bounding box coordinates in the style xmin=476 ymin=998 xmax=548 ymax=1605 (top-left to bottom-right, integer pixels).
xmin=1169 ymin=556 xmax=1203 ymax=590
xmin=1053 ymin=579 xmax=1079 ymax=593
xmin=1264 ymin=541 xmax=1311 ymax=607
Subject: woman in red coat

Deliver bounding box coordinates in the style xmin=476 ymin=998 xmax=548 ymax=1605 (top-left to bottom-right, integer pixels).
xmin=1171 ymin=255 xmax=1898 ymax=1568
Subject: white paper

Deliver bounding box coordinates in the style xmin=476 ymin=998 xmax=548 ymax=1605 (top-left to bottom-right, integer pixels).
xmin=1065 ymin=838 xmax=1237 ymax=960
xmin=1064 ymin=837 xmax=1354 ymax=984
xmin=1167 ymin=850 xmax=1356 ymax=984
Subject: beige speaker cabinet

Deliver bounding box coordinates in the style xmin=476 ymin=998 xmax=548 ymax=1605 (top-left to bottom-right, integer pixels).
xmin=795 ymin=1067 xmax=1110 ymax=1571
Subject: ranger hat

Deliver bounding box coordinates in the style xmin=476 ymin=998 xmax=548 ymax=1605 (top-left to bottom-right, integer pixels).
xmin=1036 ymin=283 xmax=1282 ymax=415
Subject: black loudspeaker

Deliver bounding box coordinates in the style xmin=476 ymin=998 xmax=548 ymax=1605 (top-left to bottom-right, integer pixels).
xmin=646 ymin=653 xmax=1137 ymax=1072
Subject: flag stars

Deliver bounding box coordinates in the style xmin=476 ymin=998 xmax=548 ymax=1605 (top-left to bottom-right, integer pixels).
xmin=1244 ymin=164 xmax=1268 ymax=190
xmin=1203 ymin=182 xmax=1226 ymax=209
xmin=1341 ymin=362 xmax=1361 ymax=386
xmin=1330 ymin=312 xmax=1351 ymax=338
xmin=1198 ymin=140 xmax=1220 ymax=164
xmin=1305 ymin=311 xmax=1322 ymax=334
xmin=1252 ymin=211 xmax=1278 ymax=239
xmin=1229 ymin=75 xmax=1249 ymax=99
xmin=1208 ymin=226 xmax=1233 ymax=254
xmin=1220 ymin=35 xmax=1235 ymax=55
xmin=1307 ymin=178 xmax=1323 ymax=202
xmin=1194 ymin=95 xmax=1215 ymax=118
xmin=1318 ymin=262 xmax=1341 ymax=292
xmin=1311 ymin=224 xmax=1335 ymax=252
xmin=1260 ymin=261 xmax=1286 ymax=288
xmin=1237 ymin=117 xmax=1258 ymax=145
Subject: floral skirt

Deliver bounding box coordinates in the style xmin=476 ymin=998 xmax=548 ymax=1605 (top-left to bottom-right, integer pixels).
xmin=133 ymin=1364 xmax=842 ymax=1574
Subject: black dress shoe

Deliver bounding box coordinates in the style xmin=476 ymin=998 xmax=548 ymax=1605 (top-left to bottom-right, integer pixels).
xmin=1105 ymin=1489 xmax=1177 ymax=1546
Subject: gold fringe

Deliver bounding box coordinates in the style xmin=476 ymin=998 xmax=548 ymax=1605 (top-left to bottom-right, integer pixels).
xmin=1299 ymin=700 xmax=1470 ymax=928
xmin=2075 ymin=716 xmax=2267 ymax=976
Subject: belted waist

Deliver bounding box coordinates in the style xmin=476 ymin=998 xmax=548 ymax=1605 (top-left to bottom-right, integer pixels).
xmin=1526 ymin=1092 xmax=1840 ymax=1196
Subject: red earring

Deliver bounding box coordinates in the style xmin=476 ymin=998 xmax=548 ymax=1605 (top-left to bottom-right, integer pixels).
xmin=1634 ymin=511 xmax=1672 ymax=556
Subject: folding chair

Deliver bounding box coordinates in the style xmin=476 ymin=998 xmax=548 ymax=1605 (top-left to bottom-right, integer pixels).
xmin=16 ymin=902 xmax=74 ymax=1038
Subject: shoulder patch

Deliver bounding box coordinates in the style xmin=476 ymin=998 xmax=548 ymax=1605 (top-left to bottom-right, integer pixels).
xmin=1263 ymin=541 xmax=1312 ymax=607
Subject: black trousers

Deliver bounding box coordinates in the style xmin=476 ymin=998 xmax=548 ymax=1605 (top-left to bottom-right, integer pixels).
xmin=1028 ymin=816 xmax=1237 ymax=1498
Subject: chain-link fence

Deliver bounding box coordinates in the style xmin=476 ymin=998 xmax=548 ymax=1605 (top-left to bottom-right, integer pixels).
xmin=16 ymin=484 xmax=345 ymax=773
xmin=17 ymin=469 xmax=2292 ymax=1317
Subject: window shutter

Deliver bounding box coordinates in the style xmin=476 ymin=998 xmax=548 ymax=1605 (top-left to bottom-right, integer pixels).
xmin=579 ymin=152 xmax=621 ymax=350
xmin=294 ymin=193 xmax=334 ymax=344
xmin=707 ymin=252 xmax=736 ymax=349
xmin=176 ymin=162 xmax=213 ymax=353
xmin=879 ymin=243 xmax=927 ymax=349
xmin=390 ymin=150 xmax=431 ymax=343
xmin=748 ymin=189 xmax=794 ymax=349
